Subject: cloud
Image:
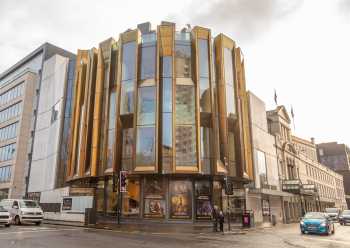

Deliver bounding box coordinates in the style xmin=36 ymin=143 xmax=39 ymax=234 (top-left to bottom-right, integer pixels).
xmin=338 ymin=0 xmax=350 ymax=15
xmin=167 ymin=0 xmax=303 ymax=43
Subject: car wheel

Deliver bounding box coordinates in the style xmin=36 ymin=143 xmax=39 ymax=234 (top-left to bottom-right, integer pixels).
xmin=14 ymin=216 xmax=21 ymax=225
xmin=301 ymin=230 xmax=305 ymax=234
xmin=4 ymin=224 xmax=10 ymax=228
xmin=35 ymin=222 xmax=41 ymax=226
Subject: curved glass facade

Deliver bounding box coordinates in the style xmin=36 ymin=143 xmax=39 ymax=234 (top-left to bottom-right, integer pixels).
xmin=67 ymin=23 xmax=253 ymax=221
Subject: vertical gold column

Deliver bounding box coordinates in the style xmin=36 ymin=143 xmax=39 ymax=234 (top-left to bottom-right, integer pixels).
xmin=67 ymin=50 xmax=88 ymax=179
xmin=90 ymin=48 xmax=105 ymax=176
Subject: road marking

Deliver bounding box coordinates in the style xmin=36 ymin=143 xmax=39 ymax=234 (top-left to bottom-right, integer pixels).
xmin=303 ymin=236 xmax=350 ymax=245
xmin=0 ymin=228 xmax=79 ymax=236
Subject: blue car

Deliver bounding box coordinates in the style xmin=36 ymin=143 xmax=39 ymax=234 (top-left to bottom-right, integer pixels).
xmin=300 ymin=212 xmax=335 ymax=235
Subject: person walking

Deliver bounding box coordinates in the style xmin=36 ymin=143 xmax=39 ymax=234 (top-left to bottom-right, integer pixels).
xmin=218 ymin=210 xmax=225 ymax=232
xmin=212 ymin=205 xmax=218 ymax=232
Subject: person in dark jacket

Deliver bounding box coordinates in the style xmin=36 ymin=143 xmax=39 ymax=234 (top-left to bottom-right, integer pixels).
xmin=212 ymin=205 xmax=218 ymax=232
xmin=218 ymin=210 xmax=224 ymax=232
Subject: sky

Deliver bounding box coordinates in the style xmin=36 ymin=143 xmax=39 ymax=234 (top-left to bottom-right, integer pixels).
xmin=0 ymin=0 xmax=349 ymax=145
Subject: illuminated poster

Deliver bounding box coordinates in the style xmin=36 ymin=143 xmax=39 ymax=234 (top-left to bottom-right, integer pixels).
xmin=144 ymin=177 xmax=165 ymax=218
xmin=195 ymin=181 xmax=212 ymax=219
xmin=170 ymin=180 xmax=192 ymax=219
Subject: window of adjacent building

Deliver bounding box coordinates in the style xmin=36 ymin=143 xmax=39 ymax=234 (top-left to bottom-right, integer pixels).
xmin=0 ymin=165 xmax=11 ymax=183
xmin=257 ymin=150 xmax=268 ymax=187
xmin=0 ymin=143 xmax=16 ymax=162
xmin=0 ymin=102 xmax=22 ymax=124
xmin=0 ymin=122 xmax=18 ymax=142
xmin=0 ymin=83 xmax=24 ymax=106
xmin=50 ymin=104 xmax=59 ymax=124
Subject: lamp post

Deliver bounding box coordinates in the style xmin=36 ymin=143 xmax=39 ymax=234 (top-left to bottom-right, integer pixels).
xmin=224 ymin=157 xmax=231 ymax=231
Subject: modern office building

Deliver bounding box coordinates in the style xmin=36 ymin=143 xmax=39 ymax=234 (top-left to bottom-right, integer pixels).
xmin=66 ymin=22 xmax=254 ymax=222
xmin=317 ymin=142 xmax=350 ymax=208
xmin=0 ymin=43 xmax=74 ymax=200
xmin=27 ymin=54 xmax=76 ymax=211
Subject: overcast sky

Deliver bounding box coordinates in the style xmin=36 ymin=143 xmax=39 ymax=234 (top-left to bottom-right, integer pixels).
xmin=1 ymin=0 xmax=349 ymax=145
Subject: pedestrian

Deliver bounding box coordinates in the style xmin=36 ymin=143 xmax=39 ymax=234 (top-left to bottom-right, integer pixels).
xmin=218 ymin=210 xmax=225 ymax=232
xmin=212 ymin=205 xmax=218 ymax=232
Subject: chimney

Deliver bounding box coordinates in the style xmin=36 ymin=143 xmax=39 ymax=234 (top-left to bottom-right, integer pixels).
xmin=311 ymin=137 xmax=315 ymax=144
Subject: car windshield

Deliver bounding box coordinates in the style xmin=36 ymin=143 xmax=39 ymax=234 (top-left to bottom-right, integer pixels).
xmin=325 ymin=208 xmax=338 ymax=213
xmin=342 ymin=210 xmax=350 ymax=215
xmin=19 ymin=200 xmax=39 ymax=208
xmin=304 ymin=212 xmax=325 ymax=219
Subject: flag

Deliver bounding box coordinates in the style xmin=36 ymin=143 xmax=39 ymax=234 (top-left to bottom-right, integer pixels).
xmin=291 ymin=106 xmax=295 ymax=119
xmin=274 ymin=89 xmax=278 ymax=105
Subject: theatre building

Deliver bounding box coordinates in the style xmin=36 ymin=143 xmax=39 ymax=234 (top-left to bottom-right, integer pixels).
xmin=66 ymin=22 xmax=254 ymax=222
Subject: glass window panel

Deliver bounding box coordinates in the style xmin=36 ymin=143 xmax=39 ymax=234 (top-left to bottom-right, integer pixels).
xmin=162 ymin=113 xmax=172 ymax=156
xmin=137 ymin=87 xmax=156 ymax=125
xmin=162 ymin=78 xmax=172 ymax=113
xmin=162 ymin=56 xmax=172 ymax=78
xmin=224 ymin=48 xmax=234 ymax=86
xmin=106 ymin=129 xmax=115 ymax=169
xmin=198 ymin=39 xmax=209 ymax=78
xmin=199 ymin=78 xmax=211 ymax=113
xmin=175 ymin=44 xmax=191 ymax=78
xmin=140 ymin=46 xmax=156 ymax=80
xmin=122 ymin=42 xmax=136 ymax=81
xmin=175 ymin=126 xmax=197 ymax=166
xmin=257 ymin=150 xmax=267 ymax=186
xmin=200 ymin=127 xmax=211 ymax=159
xmin=122 ymin=128 xmax=134 ymax=159
xmin=226 ymin=85 xmax=235 ymax=117
xmin=175 ymin=85 xmax=195 ymax=125
xmin=108 ymin=90 xmax=116 ymax=129
xmin=136 ymin=126 xmax=155 ymax=165
xmin=120 ymin=80 xmax=134 ymax=115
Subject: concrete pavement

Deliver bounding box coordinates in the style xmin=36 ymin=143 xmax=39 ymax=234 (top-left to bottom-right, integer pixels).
xmin=0 ymin=223 xmax=350 ymax=247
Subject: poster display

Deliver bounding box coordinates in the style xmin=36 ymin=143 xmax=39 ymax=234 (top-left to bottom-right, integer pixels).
xmin=195 ymin=181 xmax=212 ymax=219
xmin=170 ymin=180 xmax=192 ymax=219
xmin=144 ymin=177 xmax=165 ymax=218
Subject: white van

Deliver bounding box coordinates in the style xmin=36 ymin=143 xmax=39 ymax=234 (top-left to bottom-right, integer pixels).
xmin=0 ymin=199 xmax=44 ymax=225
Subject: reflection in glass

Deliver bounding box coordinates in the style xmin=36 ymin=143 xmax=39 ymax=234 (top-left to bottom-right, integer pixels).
xmin=120 ymin=80 xmax=134 ymax=114
xmin=175 ymin=126 xmax=197 ymax=166
xmin=226 ymin=84 xmax=235 ymax=117
xmin=199 ymin=39 xmax=209 ymax=78
xmin=224 ymin=48 xmax=234 ymax=85
xmin=175 ymin=44 xmax=191 ymax=78
xmin=108 ymin=90 xmax=116 ymax=129
xmin=122 ymin=42 xmax=136 ymax=81
xmin=175 ymin=85 xmax=195 ymax=125
xmin=162 ymin=56 xmax=172 ymax=78
xmin=162 ymin=113 xmax=172 ymax=156
xmin=106 ymin=129 xmax=115 ymax=169
xmin=122 ymin=128 xmax=134 ymax=159
xmin=140 ymin=45 xmax=156 ymax=80
xmin=228 ymin=131 xmax=236 ymax=177
xmin=137 ymin=87 xmax=156 ymax=125
xmin=199 ymin=78 xmax=211 ymax=112
xmin=162 ymin=78 xmax=172 ymax=113
xmin=136 ymin=126 xmax=155 ymax=165
xmin=200 ymin=127 xmax=211 ymax=159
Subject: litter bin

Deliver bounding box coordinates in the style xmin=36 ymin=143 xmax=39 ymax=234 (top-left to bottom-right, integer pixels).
xmin=85 ymin=208 xmax=96 ymax=226
xmin=242 ymin=211 xmax=254 ymax=228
